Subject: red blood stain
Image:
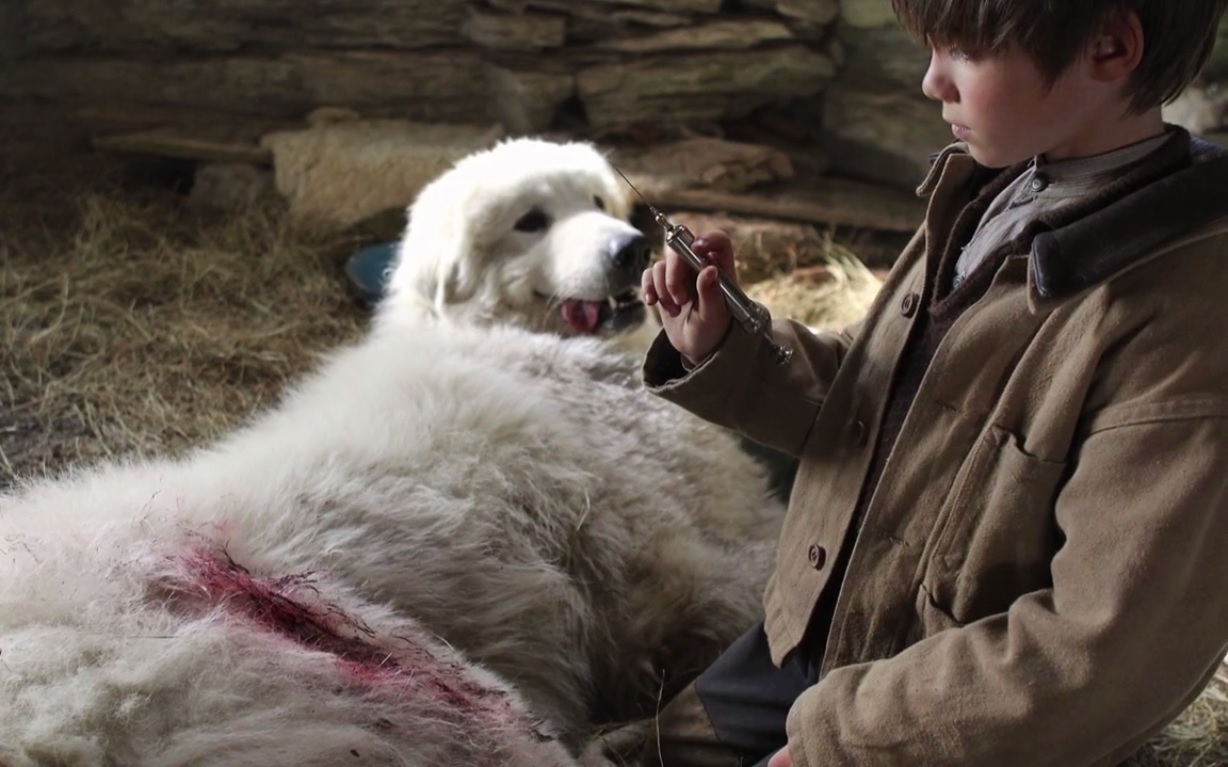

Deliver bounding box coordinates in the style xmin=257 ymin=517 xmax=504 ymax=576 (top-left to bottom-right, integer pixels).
xmin=157 ymin=545 xmax=563 ymax=764
xmin=173 ymin=548 xmax=505 ymax=716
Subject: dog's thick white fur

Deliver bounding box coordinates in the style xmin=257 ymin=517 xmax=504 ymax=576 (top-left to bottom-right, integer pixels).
xmin=0 ymin=139 xmax=782 ymax=766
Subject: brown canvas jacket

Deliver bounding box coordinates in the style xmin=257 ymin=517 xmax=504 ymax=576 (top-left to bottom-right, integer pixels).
xmin=644 ymin=131 xmax=1228 ymax=766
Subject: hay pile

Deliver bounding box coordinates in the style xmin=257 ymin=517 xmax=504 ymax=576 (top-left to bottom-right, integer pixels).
xmin=747 ymin=249 xmax=882 ymax=333
xmin=1158 ymin=671 xmax=1228 ymax=766
xmin=0 ymin=149 xmax=365 ymax=484
xmin=0 ymin=140 xmax=1224 ymax=765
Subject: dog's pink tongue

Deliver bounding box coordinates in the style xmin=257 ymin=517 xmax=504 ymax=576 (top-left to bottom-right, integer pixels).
xmin=561 ymin=299 xmax=602 ymax=334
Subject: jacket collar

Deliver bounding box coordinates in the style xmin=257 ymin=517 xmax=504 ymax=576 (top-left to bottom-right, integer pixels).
xmin=919 ymin=130 xmax=1228 ymax=300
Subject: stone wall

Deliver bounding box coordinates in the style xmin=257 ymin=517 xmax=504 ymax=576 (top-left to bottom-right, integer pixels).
xmin=825 ymin=0 xmax=943 ymax=187
xmin=4 ymin=0 xmax=1227 ymax=198
xmin=1 ymin=1 xmax=837 ymax=143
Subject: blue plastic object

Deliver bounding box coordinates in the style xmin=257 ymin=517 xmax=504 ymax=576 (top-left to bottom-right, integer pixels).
xmin=345 ymin=241 xmax=398 ymax=305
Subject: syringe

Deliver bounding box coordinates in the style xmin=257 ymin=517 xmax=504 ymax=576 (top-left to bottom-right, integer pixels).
xmin=614 ymin=167 xmax=793 ymax=365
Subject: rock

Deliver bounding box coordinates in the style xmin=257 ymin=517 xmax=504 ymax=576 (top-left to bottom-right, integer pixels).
xmin=462 ymin=7 xmax=567 ymax=51
xmin=822 ymin=83 xmax=951 ymax=190
xmin=593 ymin=19 xmax=795 ymax=53
xmin=839 ymin=0 xmax=899 ymax=28
xmin=484 ymin=0 xmax=694 ymax=42
xmin=261 ymin=119 xmax=503 ymax=230
xmin=491 ymin=0 xmax=691 ymax=33
xmin=836 ymin=21 xmax=927 ymax=90
xmin=1203 ymin=16 xmax=1228 ymax=81
xmin=614 ymin=137 xmax=795 ymax=195
xmin=21 ymin=0 xmax=465 ymax=54
xmin=577 ymin=46 xmax=835 ymax=131
xmin=483 ymin=60 xmax=576 ymax=134
xmin=1 ymin=51 xmax=490 ymax=121
xmin=773 ymin=0 xmax=840 ymax=26
xmin=571 ymin=0 xmax=722 ymax=14
xmin=740 ymin=0 xmax=840 ymax=25
xmin=1163 ymin=82 xmax=1228 ymax=134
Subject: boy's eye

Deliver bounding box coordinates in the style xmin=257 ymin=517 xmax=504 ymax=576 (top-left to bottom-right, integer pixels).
xmin=514 ymin=209 xmax=550 ymax=232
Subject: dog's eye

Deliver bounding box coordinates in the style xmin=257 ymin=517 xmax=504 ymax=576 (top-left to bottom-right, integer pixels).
xmin=514 ymin=209 xmax=550 ymax=233
xmin=594 ymin=195 xmax=606 ymax=211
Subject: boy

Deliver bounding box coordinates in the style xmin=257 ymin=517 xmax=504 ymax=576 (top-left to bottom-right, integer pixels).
xmin=624 ymin=1 xmax=1228 ymax=766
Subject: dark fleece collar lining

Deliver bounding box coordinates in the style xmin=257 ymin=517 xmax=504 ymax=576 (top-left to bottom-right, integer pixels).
xmin=925 ymin=130 xmax=1228 ymax=301
xmin=1031 ymin=134 xmax=1228 ymax=298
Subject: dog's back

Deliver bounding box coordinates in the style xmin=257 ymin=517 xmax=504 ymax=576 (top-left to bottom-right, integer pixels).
xmin=0 ymin=321 xmax=777 ymax=764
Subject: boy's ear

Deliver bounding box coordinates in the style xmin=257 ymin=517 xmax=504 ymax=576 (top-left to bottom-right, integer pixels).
xmin=1088 ymin=10 xmax=1145 ymax=82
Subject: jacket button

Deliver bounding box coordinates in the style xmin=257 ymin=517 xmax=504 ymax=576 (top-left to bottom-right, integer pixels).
xmin=900 ymin=292 xmax=919 ymax=318
xmin=808 ymin=544 xmax=827 ymax=570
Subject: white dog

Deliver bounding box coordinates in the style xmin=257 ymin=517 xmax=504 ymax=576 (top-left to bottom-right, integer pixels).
xmin=0 ymin=139 xmax=782 ymax=766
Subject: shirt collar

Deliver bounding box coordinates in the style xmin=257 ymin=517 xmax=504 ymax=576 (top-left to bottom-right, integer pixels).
xmin=1023 ymin=131 xmax=1175 ymax=200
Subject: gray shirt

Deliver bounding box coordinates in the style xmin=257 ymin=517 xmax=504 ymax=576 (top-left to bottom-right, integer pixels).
xmin=952 ymin=132 xmax=1173 ymax=289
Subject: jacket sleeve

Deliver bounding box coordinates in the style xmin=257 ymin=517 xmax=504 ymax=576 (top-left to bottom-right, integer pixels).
xmin=642 ymin=317 xmax=859 ymax=458
xmin=786 ymin=412 xmax=1228 ymax=767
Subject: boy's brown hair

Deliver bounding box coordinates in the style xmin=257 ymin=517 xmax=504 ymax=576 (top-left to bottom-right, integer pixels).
xmin=891 ymin=0 xmax=1228 ymax=113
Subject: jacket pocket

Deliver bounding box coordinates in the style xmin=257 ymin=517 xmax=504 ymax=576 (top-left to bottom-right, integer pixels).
xmin=923 ymin=423 xmax=1069 ymax=625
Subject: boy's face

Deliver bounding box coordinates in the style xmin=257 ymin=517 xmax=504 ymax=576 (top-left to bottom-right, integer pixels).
xmin=922 ymin=43 xmax=1119 ymax=167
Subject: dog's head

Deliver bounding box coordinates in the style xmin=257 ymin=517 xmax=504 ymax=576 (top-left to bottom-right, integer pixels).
xmin=379 ymin=138 xmax=652 ymax=338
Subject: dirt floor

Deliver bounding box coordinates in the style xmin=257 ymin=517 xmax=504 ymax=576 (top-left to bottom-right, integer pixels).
xmin=0 ymin=116 xmax=1225 ymax=765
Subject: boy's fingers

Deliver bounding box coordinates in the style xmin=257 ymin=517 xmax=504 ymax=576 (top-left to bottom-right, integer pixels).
xmin=695 ymin=266 xmax=725 ymax=324
xmin=664 ymin=248 xmax=698 ymax=308
xmin=693 ymin=266 xmax=714 ymax=318
xmin=691 ymin=231 xmax=736 ymax=278
xmin=640 ymin=267 xmax=658 ymax=307
xmin=649 ymin=260 xmax=682 ymax=317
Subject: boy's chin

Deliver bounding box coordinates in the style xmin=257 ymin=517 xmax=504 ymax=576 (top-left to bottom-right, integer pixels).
xmin=965 ymin=144 xmax=1028 ymax=169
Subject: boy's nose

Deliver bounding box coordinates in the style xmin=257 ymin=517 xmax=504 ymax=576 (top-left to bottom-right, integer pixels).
xmin=921 ymin=51 xmax=956 ymax=102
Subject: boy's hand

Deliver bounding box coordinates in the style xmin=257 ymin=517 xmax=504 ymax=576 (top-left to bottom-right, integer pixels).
xmin=641 ymin=230 xmax=736 ymax=366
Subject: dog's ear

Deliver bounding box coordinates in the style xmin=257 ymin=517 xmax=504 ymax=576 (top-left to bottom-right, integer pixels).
xmin=382 ymin=179 xmax=482 ymax=320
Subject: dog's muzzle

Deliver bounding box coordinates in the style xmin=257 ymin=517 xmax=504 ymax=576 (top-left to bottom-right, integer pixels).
xmin=609 ymin=233 xmax=652 ymax=283
xmin=553 ymin=232 xmax=652 ymax=336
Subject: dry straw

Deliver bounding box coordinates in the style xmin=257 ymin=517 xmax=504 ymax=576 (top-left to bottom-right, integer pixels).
xmin=0 ymin=152 xmax=365 ymax=483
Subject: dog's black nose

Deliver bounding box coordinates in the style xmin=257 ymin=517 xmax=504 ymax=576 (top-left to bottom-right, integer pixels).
xmin=610 ymin=234 xmax=652 ymax=274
